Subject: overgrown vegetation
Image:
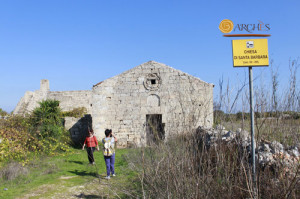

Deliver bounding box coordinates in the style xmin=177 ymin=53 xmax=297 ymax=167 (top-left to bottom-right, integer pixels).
xmin=125 ymin=132 xmax=299 ymax=198
xmin=0 ymin=100 xmax=71 ymax=166
xmin=62 ymin=107 xmax=87 ymax=118
xmin=30 ymin=99 xmax=64 ymax=138
xmin=0 ymin=108 xmax=7 ymax=117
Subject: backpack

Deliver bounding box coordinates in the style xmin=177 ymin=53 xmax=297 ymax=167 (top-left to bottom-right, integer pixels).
xmin=103 ymin=138 xmax=114 ymax=156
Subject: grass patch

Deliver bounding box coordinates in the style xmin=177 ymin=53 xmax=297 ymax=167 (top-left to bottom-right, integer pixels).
xmin=0 ymin=148 xmax=138 ymax=199
xmin=220 ymin=118 xmax=300 ymax=146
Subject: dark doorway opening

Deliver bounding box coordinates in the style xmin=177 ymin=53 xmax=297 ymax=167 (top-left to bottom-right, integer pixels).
xmin=146 ymin=114 xmax=165 ymax=145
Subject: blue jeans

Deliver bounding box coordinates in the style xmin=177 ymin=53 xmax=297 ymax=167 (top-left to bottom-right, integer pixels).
xmin=104 ymin=153 xmax=115 ymax=176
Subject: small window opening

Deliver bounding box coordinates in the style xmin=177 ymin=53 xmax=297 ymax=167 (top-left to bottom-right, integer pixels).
xmin=151 ymin=79 xmax=156 ymax=85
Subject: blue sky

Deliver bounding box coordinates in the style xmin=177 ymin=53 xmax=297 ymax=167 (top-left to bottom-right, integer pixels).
xmin=0 ymin=0 xmax=299 ymax=112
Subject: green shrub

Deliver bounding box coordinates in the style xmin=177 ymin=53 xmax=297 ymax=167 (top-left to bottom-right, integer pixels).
xmin=0 ymin=108 xmax=7 ymax=117
xmin=62 ymin=107 xmax=87 ymax=118
xmin=29 ymin=100 xmax=63 ymax=139
xmin=0 ymin=100 xmax=72 ymax=166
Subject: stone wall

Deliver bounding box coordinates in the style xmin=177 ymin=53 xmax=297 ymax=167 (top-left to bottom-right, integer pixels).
xmin=13 ymin=80 xmax=92 ymax=115
xmin=92 ymin=61 xmax=214 ymax=147
xmin=47 ymin=90 xmax=92 ymax=112
xmin=64 ymin=115 xmax=92 ymax=145
xmin=13 ymin=91 xmax=48 ymax=115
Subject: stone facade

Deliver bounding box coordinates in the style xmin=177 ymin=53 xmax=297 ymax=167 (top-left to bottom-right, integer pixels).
xmin=13 ymin=81 xmax=92 ymax=115
xmin=92 ymin=61 xmax=213 ymax=147
xmin=14 ymin=61 xmax=214 ymax=147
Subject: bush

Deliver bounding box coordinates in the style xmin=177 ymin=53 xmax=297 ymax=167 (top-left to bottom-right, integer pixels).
xmin=30 ymin=100 xmax=63 ymax=138
xmin=28 ymin=99 xmax=71 ymax=155
xmin=0 ymin=115 xmax=34 ymax=165
xmin=283 ymin=111 xmax=300 ymax=120
xmin=214 ymin=110 xmax=226 ymax=124
xmin=0 ymin=108 xmax=7 ymax=117
xmin=0 ymin=162 xmax=28 ymax=181
xmin=236 ymin=111 xmax=249 ymax=120
xmin=62 ymin=107 xmax=87 ymax=118
xmin=0 ymin=100 xmax=72 ymax=166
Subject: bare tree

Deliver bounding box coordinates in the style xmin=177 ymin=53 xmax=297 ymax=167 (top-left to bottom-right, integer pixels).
xmin=287 ymin=58 xmax=299 ymax=111
xmin=270 ymin=60 xmax=279 ymax=112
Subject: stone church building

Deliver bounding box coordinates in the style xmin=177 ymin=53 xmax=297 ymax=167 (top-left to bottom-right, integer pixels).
xmin=14 ymin=61 xmax=214 ymax=147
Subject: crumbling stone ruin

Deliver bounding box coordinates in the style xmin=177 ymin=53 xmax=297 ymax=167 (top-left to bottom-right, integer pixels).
xmin=14 ymin=79 xmax=92 ymax=115
xmin=14 ymin=61 xmax=214 ymax=147
xmin=197 ymin=125 xmax=300 ymax=177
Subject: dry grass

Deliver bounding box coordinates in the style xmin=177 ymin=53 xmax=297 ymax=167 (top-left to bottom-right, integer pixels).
xmin=125 ymin=131 xmax=299 ymax=199
xmin=220 ymin=117 xmax=300 ymax=147
xmin=0 ymin=162 xmax=29 ymax=181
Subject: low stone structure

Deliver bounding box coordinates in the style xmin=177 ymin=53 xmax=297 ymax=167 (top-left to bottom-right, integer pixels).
xmin=14 ymin=80 xmax=92 ymax=115
xmin=14 ymin=61 xmax=214 ymax=147
xmin=197 ymin=125 xmax=300 ymax=176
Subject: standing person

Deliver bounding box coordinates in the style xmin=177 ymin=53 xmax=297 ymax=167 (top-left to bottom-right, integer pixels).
xmin=82 ymin=129 xmax=99 ymax=165
xmin=102 ymin=129 xmax=117 ymax=179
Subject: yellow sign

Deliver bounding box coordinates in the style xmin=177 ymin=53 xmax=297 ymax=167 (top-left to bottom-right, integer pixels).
xmin=232 ymin=39 xmax=269 ymax=67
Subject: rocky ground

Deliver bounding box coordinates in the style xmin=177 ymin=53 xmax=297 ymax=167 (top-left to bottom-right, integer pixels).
xmin=197 ymin=125 xmax=300 ymax=177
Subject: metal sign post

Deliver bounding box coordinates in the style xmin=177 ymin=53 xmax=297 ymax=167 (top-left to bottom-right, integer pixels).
xmin=232 ymin=39 xmax=269 ymax=197
xmin=248 ymin=66 xmax=256 ymax=188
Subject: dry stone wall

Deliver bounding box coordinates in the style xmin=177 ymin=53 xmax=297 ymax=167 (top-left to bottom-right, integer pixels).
xmin=13 ymin=80 xmax=92 ymax=115
xmin=92 ymin=61 xmax=214 ymax=147
xmin=47 ymin=91 xmax=92 ymax=112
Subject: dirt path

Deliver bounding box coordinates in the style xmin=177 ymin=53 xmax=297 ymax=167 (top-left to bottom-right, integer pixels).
xmin=16 ymin=176 xmax=123 ymax=199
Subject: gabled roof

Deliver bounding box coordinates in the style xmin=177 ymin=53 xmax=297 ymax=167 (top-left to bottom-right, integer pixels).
xmin=92 ymin=81 xmax=103 ymax=88
xmin=93 ymin=61 xmax=213 ymax=88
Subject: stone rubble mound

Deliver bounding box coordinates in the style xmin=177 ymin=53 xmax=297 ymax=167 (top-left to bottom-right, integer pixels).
xmin=197 ymin=125 xmax=300 ymax=175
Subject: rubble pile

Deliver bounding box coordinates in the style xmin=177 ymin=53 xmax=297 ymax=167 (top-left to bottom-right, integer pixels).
xmin=197 ymin=125 xmax=300 ymax=175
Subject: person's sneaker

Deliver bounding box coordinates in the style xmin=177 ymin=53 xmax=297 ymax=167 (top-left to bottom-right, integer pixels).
xmin=112 ymin=174 xmax=116 ymax=177
xmin=105 ymin=176 xmax=110 ymax=180
xmin=92 ymin=162 xmax=95 ymax=165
